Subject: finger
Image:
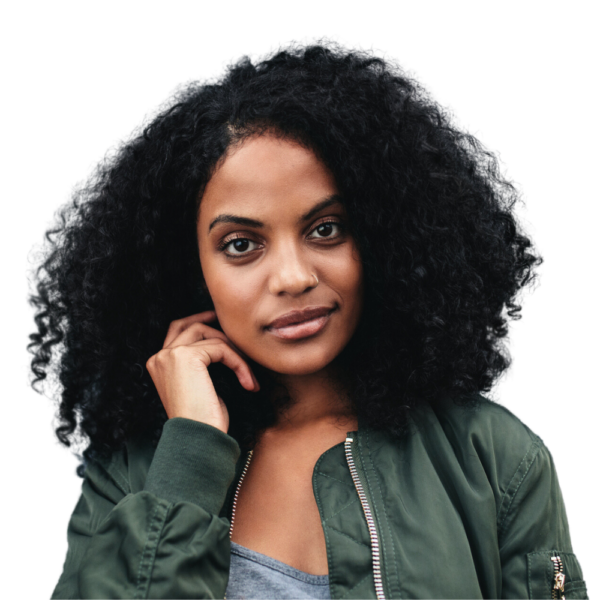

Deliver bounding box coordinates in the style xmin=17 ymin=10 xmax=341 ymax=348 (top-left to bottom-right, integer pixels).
xmin=192 ymin=340 xmax=259 ymax=392
xmin=189 ymin=340 xmax=260 ymax=392
xmin=163 ymin=311 xmax=218 ymax=348
xmin=164 ymin=320 xmax=230 ymax=350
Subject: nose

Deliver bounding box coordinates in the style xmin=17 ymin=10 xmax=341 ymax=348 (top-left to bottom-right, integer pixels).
xmin=268 ymin=240 xmax=318 ymax=297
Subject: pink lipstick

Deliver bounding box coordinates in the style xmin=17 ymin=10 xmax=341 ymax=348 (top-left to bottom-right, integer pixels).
xmin=268 ymin=313 xmax=331 ymax=340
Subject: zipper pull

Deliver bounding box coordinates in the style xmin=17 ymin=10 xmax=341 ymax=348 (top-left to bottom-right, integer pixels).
xmin=551 ymin=555 xmax=566 ymax=599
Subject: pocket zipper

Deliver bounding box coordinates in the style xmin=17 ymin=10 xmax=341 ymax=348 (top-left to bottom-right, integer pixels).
xmin=551 ymin=553 xmax=566 ymax=599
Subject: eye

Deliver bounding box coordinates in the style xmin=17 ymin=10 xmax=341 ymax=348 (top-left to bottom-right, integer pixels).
xmin=307 ymin=220 xmax=344 ymax=240
xmin=217 ymin=219 xmax=344 ymax=259
xmin=219 ymin=236 xmax=256 ymax=256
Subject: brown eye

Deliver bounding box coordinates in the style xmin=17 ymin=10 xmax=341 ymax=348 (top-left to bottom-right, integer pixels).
xmin=221 ymin=237 xmax=259 ymax=255
xmin=308 ymin=221 xmax=343 ymax=239
xmin=217 ymin=220 xmax=344 ymax=259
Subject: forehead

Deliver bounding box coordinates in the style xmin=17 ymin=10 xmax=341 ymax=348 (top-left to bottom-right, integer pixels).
xmin=198 ymin=134 xmax=338 ymax=226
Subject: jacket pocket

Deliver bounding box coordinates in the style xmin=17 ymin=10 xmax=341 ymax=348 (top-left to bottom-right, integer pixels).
xmin=526 ymin=551 xmax=588 ymax=599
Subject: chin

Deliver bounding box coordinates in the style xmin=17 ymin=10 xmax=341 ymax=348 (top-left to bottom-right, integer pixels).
xmin=253 ymin=344 xmax=342 ymax=377
xmin=271 ymin=362 xmax=329 ymax=376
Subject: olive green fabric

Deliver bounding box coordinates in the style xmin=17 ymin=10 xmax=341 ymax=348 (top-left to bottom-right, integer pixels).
xmin=51 ymin=396 xmax=588 ymax=599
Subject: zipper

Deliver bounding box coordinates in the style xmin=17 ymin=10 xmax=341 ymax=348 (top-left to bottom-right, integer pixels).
xmin=223 ymin=450 xmax=253 ymax=600
xmin=228 ymin=441 xmax=387 ymax=600
xmin=345 ymin=435 xmax=386 ymax=600
xmin=228 ymin=449 xmax=253 ymax=539
xmin=551 ymin=553 xmax=566 ymax=599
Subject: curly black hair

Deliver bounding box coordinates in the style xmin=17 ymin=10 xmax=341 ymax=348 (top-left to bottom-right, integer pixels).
xmin=28 ymin=42 xmax=541 ymax=472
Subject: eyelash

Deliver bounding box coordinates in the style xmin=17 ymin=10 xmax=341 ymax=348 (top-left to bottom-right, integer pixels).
xmin=217 ymin=218 xmax=346 ymax=258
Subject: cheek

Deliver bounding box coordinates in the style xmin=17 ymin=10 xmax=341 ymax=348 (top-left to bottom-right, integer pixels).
xmin=207 ymin=271 xmax=260 ymax=338
xmin=336 ymin=250 xmax=365 ymax=337
xmin=329 ymin=246 xmax=364 ymax=302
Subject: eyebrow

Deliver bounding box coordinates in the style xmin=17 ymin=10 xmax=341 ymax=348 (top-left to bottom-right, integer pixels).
xmin=207 ymin=195 xmax=343 ymax=233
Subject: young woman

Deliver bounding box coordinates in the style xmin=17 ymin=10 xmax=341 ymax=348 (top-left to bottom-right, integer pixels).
xmin=30 ymin=44 xmax=588 ymax=599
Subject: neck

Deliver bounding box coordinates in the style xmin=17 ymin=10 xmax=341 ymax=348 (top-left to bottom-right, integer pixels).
xmin=268 ymin=362 xmax=356 ymax=432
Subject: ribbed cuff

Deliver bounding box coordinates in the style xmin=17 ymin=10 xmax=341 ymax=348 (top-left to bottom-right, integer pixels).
xmin=143 ymin=418 xmax=241 ymax=514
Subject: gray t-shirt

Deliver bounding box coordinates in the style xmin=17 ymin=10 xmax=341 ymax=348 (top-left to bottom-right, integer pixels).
xmin=225 ymin=541 xmax=331 ymax=599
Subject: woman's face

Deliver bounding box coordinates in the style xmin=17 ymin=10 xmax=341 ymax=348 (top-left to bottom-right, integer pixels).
xmin=196 ymin=133 xmax=364 ymax=376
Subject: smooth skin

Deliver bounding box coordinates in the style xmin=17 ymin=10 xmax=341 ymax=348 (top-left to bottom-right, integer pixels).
xmin=146 ymin=133 xmax=364 ymax=575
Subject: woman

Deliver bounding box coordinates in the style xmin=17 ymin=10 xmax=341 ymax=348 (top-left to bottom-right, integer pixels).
xmin=29 ymin=44 xmax=588 ymax=599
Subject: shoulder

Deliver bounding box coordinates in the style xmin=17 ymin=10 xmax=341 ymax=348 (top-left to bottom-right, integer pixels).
xmin=434 ymin=394 xmax=540 ymax=452
xmin=430 ymin=392 xmax=542 ymax=453
xmin=414 ymin=393 xmax=551 ymax=507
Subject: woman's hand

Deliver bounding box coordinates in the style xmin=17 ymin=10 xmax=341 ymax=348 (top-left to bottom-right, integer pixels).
xmin=146 ymin=310 xmax=260 ymax=434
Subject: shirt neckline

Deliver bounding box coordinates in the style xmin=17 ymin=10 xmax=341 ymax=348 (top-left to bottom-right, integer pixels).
xmin=230 ymin=541 xmax=330 ymax=585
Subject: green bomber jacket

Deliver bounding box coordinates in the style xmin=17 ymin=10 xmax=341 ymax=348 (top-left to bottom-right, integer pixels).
xmin=51 ymin=395 xmax=588 ymax=599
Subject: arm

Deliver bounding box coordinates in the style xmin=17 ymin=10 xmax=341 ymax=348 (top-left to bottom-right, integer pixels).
xmin=498 ymin=439 xmax=588 ymax=599
xmin=52 ymin=418 xmax=240 ymax=599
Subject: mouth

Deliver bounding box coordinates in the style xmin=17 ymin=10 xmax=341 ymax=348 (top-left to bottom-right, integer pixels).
xmin=266 ymin=306 xmax=336 ymax=340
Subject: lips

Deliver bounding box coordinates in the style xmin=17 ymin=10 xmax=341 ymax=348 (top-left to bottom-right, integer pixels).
xmin=266 ymin=306 xmax=335 ymax=330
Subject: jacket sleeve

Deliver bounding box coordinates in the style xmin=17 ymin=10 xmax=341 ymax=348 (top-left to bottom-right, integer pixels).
xmin=51 ymin=418 xmax=241 ymax=599
xmin=497 ymin=438 xmax=588 ymax=599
